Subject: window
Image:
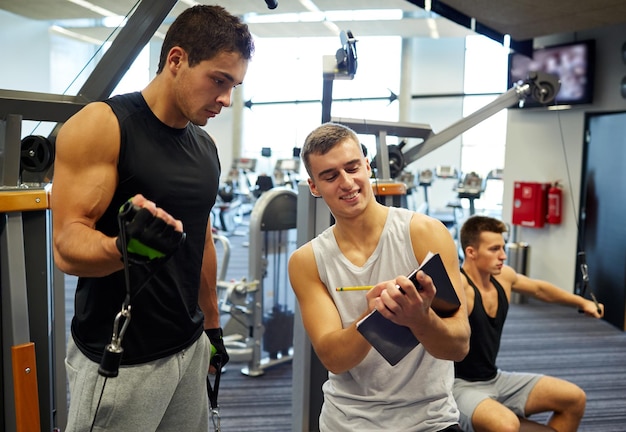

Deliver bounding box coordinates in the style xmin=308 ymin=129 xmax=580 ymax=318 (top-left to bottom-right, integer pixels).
xmin=461 ymin=36 xmax=509 ymax=213
xmin=241 ymin=36 xmax=401 ymax=166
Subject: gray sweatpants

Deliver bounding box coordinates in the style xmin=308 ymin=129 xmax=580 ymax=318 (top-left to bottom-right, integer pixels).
xmin=65 ymin=334 xmax=211 ymax=432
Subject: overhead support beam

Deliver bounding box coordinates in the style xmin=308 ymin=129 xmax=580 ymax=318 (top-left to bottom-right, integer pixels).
xmin=0 ymin=90 xmax=87 ymax=123
xmin=333 ymin=71 xmax=560 ymax=175
xmin=47 ymin=0 xmax=177 ymax=182
xmin=76 ymin=0 xmax=178 ymax=103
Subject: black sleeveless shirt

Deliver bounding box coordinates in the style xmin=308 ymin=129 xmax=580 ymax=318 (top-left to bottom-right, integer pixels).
xmin=454 ymin=268 xmax=509 ymax=381
xmin=71 ymin=92 xmax=221 ymax=364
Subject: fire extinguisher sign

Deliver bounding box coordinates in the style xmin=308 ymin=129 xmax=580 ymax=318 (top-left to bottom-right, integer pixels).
xmin=522 ymin=185 xmax=534 ymax=199
xmin=512 ymin=182 xmax=549 ymax=228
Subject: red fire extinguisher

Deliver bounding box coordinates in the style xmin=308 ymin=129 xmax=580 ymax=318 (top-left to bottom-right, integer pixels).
xmin=547 ymin=182 xmax=563 ymax=224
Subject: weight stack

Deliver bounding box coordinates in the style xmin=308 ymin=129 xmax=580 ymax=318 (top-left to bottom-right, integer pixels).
xmin=263 ymin=305 xmax=294 ymax=359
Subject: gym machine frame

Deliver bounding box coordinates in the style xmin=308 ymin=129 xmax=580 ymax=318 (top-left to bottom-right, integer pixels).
xmin=332 ymin=70 xmax=560 ymax=183
xmin=292 ymin=71 xmax=560 ymax=431
xmin=218 ymin=187 xmax=298 ymax=377
xmin=1 ymin=1 xmax=178 ymax=430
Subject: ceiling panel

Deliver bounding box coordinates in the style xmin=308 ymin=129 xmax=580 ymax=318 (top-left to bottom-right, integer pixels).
xmin=0 ymin=0 xmax=165 ymax=20
xmin=1 ymin=0 xmax=626 ymax=43
xmin=440 ymin=0 xmax=626 ymax=40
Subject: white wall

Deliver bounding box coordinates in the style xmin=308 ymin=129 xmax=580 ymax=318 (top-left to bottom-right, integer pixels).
xmin=1 ymin=10 xmax=51 ymax=93
xmin=1 ymin=10 xmax=58 ymax=138
xmin=502 ymin=22 xmax=626 ymax=291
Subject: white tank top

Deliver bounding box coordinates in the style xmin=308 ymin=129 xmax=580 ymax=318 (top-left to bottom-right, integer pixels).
xmin=312 ymin=206 xmax=459 ymax=431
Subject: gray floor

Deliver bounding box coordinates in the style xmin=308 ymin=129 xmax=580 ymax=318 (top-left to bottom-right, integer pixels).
xmin=499 ymin=298 xmax=626 ymax=431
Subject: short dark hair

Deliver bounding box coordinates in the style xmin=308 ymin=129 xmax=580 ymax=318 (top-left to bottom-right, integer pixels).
xmin=157 ymin=5 xmax=254 ymax=73
xmin=460 ymin=215 xmax=507 ymax=251
xmin=301 ymin=122 xmax=362 ymax=178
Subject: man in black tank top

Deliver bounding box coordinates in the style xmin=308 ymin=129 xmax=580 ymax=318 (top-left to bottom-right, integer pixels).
xmin=453 ymin=216 xmax=604 ymax=432
xmin=51 ymin=6 xmax=254 ymax=431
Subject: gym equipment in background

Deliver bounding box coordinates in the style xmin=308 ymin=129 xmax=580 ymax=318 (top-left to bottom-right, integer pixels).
xmin=432 ymin=165 xmax=462 ymax=234
xmin=416 ymin=168 xmax=434 ymax=215
xmin=213 ymin=158 xmax=258 ymax=234
xmin=333 ymin=70 xmax=560 ymax=189
xmin=217 ymin=188 xmax=298 ymax=377
xmin=273 ymin=158 xmax=301 ymax=189
xmin=20 ymin=135 xmax=54 ymax=176
xmin=455 ymin=171 xmax=484 ymax=216
xmin=253 ymin=174 xmax=274 ymax=198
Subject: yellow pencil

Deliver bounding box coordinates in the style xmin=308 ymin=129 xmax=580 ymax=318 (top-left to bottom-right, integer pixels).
xmin=335 ymin=285 xmax=374 ymax=291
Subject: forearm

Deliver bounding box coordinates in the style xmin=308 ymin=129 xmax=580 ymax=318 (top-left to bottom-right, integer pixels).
xmin=533 ymin=284 xmax=605 ymax=320
xmin=535 ymin=282 xmax=587 ymax=308
xmin=199 ymin=240 xmax=219 ymax=328
xmin=53 ymin=222 xmax=123 ymax=277
xmin=314 ymin=321 xmax=372 ymax=374
xmin=199 ymin=284 xmax=219 ymax=328
xmin=410 ymin=309 xmax=470 ymax=361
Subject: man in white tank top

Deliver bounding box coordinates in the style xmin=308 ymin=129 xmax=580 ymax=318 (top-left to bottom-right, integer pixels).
xmin=288 ymin=122 xmax=471 ymax=431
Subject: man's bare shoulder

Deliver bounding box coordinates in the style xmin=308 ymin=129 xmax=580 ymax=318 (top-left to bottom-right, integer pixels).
xmin=289 ymin=241 xmax=314 ymax=265
xmin=65 ymin=101 xmax=113 ymax=125
xmin=288 ymin=242 xmax=318 ymax=282
xmin=288 ymin=241 xmax=330 ymax=300
xmin=57 ymin=101 xmax=119 ymax=160
xmin=410 ymin=212 xmax=449 ymax=238
xmin=59 ymin=101 xmax=116 ymax=138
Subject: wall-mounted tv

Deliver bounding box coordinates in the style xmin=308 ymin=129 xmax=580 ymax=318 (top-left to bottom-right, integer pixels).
xmin=508 ymin=39 xmax=595 ymax=108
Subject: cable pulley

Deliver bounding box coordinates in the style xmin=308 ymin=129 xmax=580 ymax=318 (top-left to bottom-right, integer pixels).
xmin=527 ymin=71 xmax=559 ymax=105
xmin=371 ymin=143 xmax=405 ymax=179
xmin=20 ymin=135 xmax=54 ymax=173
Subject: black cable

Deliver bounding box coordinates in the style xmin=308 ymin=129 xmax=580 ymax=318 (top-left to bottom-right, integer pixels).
xmin=207 ymin=356 xmax=224 ymax=431
xmin=89 ymin=207 xmax=151 ymax=428
xmin=89 ymin=211 xmax=132 ymax=429
xmin=554 ymin=107 xmax=600 ymax=314
xmin=118 ymin=206 xmax=133 ymax=308
xmin=554 ymin=109 xmax=580 ymax=234
xmin=207 ymin=357 xmax=223 ymax=408
xmin=89 ymin=377 xmax=108 ymax=432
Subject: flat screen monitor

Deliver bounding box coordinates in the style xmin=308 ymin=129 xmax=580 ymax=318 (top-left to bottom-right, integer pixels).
xmin=233 ymin=157 xmax=257 ymax=171
xmin=275 ymin=158 xmax=300 ymax=172
xmin=508 ymin=39 xmax=595 ymax=108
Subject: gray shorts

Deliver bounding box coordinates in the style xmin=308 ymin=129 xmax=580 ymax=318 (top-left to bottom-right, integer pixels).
xmin=453 ymin=370 xmax=542 ymax=432
xmin=65 ymin=334 xmax=211 ymax=432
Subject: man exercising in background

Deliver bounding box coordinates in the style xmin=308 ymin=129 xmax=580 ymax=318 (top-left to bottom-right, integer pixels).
xmin=454 ymin=215 xmax=604 ymax=432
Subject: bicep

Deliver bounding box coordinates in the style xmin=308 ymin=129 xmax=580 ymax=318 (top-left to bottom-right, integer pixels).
xmin=410 ymin=215 xmax=467 ymax=308
xmin=201 ymin=221 xmax=218 ymax=282
xmin=508 ymin=270 xmax=537 ymax=296
xmin=203 ymin=221 xmax=217 ymax=261
xmin=288 ymin=246 xmax=343 ymax=347
xmin=52 ymin=103 xmax=120 ymax=231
